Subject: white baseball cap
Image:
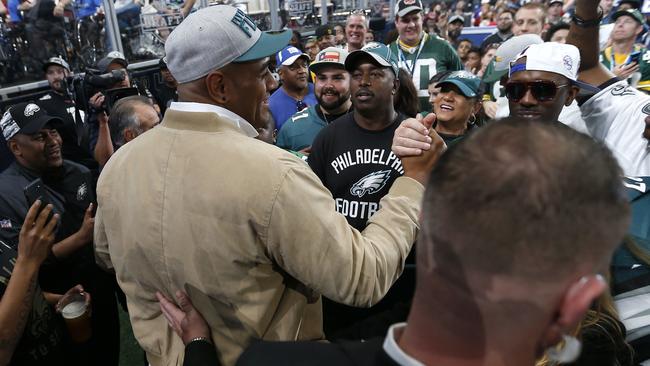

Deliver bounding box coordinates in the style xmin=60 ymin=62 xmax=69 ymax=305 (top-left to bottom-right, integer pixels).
xmin=165 ymin=5 xmax=291 ymax=84
xmin=509 ymin=42 xmax=599 ymax=92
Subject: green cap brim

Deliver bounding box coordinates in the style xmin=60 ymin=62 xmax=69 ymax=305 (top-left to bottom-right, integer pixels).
xmin=611 ymin=10 xmax=644 ymax=24
xmin=437 ymin=80 xmax=477 ymax=98
xmin=235 ymin=29 xmax=293 ymax=62
xmin=482 ymin=68 xmax=508 ymax=84
xmin=345 ymin=51 xmax=399 ymax=76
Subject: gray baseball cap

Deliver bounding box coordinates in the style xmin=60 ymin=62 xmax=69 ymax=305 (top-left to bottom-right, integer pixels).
xmin=482 ymin=34 xmax=543 ymax=83
xmin=165 ymin=5 xmax=292 ymax=84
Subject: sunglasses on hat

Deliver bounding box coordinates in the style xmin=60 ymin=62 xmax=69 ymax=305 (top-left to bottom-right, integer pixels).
xmin=505 ymin=80 xmax=570 ymax=102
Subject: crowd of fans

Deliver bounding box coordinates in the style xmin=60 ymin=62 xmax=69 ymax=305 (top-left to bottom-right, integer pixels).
xmin=0 ymin=0 xmax=650 ymax=365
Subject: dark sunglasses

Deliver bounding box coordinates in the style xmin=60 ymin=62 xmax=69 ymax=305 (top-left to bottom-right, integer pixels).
xmin=296 ymin=100 xmax=307 ymax=112
xmin=504 ymin=80 xmax=570 ymax=102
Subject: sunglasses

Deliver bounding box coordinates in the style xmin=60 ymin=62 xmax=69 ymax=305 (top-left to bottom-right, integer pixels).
xmin=504 ymin=80 xmax=570 ymax=102
xmin=296 ymin=100 xmax=307 ymax=112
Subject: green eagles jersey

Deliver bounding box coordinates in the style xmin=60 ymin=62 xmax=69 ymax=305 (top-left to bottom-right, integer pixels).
xmin=599 ymin=45 xmax=650 ymax=92
xmin=276 ymin=105 xmax=327 ymax=151
xmin=389 ymin=34 xmax=463 ymax=113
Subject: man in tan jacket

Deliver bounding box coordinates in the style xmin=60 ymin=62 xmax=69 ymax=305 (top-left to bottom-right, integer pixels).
xmin=94 ymin=5 xmax=444 ymax=366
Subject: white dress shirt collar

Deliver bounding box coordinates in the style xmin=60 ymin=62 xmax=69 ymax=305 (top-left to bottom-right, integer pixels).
xmin=168 ymin=102 xmax=259 ymax=138
xmin=383 ymin=323 xmax=425 ymax=366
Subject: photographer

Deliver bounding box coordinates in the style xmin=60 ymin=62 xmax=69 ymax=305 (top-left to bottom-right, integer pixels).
xmin=94 ymin=96 xmax=160 ymax=166
xmin=0 ymin=102 xmax=120 ymax=365
xmin=38 ymin=57 xmax=98 ymax=174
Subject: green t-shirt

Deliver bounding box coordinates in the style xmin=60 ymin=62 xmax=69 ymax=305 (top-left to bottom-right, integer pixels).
xmin=389 ymin=34 xmax=463 ymax=113
xmin=276 ymin=105 xmax=327 ymax=151
xmin=599 ymin=45 xmax=650 ymax=92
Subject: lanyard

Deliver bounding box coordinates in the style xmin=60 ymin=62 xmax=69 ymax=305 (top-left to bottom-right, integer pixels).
xmin=606 ymin=45 xmax=640 ymax=71
xmin=397 ymin=33 xmax=427 ymax=76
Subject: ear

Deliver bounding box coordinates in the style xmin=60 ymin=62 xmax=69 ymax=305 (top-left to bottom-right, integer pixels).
xmin=205 ymin=70 xmax=228 ymax=105
xmin=392 ymin=77 xmax=400 ymax=96
xmin=8 ymin=139 xmax=20 ymax=157
xmin=539 ymin=275 xmax=607 ymax=350
xmin=636 ymin=25 xmax=644 ymax=37
xmin=564 ymin=86 xmax=579 ymax=107
xmin=123 ymin=128 xmax=135 ymax=143
xmin=472 ymin=99 xmax=482 ymax=115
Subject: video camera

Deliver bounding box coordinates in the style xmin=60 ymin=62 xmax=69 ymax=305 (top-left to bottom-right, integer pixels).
xmin=62 ymin=69 xmax=139 ymax=112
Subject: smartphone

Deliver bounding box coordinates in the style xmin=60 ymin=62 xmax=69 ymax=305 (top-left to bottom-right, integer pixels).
xmin=628 ymin=51 xmax=642 ymax=65
xmin=23 ymin=178 xmax=55 ymax=220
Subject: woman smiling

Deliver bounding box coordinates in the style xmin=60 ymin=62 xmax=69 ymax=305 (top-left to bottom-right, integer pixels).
xmin=432 ymin=71 xmax=482 ymax=145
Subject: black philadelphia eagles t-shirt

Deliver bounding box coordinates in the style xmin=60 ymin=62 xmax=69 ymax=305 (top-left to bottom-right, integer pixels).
xmin=308 ymin=112 xmax=405 ymax=231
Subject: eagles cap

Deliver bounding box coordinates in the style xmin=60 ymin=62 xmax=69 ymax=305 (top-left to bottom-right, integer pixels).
xmin=1 ymin=102 xmax=63 ymax=141
xmin=436 ymin=71 xmax=482 ymax=98
xmin=165 ymin=5 xmax=291 ymax=84
xmin=345 ymin=42 xmax=399 ymax=76
xmin=97 ymin=51 xmax=128 ymax=73
xmin=42 ymin=57 xmax=70 ymax=73
xmin=310 ymin=47 xmax=349 ymax=74
xmin=395 ymin=0 xmax=423 ymax=17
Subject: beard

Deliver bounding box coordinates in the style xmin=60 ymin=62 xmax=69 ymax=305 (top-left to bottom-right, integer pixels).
xmin=448 ymin=29 xmax=462 ymax=39
xmin=497 ymin=23 xmax=511 ymax=33
xmin=317 ymin=89 xmax=350 ymax=110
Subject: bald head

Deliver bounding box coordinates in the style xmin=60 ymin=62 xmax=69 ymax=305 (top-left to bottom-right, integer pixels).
xmin=420 ymin=118 xmax=628 ymax=285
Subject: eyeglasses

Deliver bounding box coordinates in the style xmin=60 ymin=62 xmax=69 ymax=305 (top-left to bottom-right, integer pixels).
xmin=296 ymin=100 xmax=307 ymax=111
xmin=504 ymin=80 xmax=570 ymax=102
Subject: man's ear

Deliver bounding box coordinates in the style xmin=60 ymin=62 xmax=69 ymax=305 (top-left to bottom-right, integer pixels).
xmin=205 ymin=70 xmax=228 ymax=105
xmin=8 ymin=139 xmax=20 ymax=157
xmin=393 ymin=77 xmax=400 ymax=95
xmin=539 ymin=275 xmax=607 ymax=350
xmin=565 ymin=86 xmax=580 ymax=107
xmin=123 ymin=128 xmax=136 ymax=143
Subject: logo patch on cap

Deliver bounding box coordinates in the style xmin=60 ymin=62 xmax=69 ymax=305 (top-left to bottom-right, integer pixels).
xmin=452 ymin=70 xmax=475 ymax=79
xmin=363 ymin=42 xmax=382 ymax=50
xmin=231 ymin=8 xmax=257 ymax=38
xmin=0 ymin=109 xmax=19 ymax=141
xmin=319 ymin=51 xmax=341 ymax=62
xmin=403 ymin=0 xmax=417 ymax=5
xmin=23 ymin=104 xmax=40 ymax=117
xmin=563 ymin=55 xmax=573 ymax=71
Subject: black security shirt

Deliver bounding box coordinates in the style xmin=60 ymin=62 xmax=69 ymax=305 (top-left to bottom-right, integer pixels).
xmin=308 ymin=112 xmax=405 ymax=231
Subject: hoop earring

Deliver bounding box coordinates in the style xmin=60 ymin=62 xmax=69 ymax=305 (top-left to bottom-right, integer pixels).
xmin=468 ymin=114 xmax=477 ymax=125
xmin=546 ymin=334 xmax=582 ymax=364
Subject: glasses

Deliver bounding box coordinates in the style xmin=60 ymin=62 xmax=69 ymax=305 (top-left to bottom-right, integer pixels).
xmin=504 ymin=80 xmax=570 ymax=102
xmin=296 ymin=100 xmax=307 ymax=112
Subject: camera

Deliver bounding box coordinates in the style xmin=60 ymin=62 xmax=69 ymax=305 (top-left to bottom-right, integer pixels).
xmin=62 ymin=69 xmax=139 ymax=112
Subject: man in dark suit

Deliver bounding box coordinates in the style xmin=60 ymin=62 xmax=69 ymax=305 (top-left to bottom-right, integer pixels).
xmin=157 ymin=119 xmax=630 ymax=366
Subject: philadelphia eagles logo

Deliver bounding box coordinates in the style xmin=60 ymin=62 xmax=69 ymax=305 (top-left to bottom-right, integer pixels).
xmin=350 ymin=170 xmax=392 ymax=198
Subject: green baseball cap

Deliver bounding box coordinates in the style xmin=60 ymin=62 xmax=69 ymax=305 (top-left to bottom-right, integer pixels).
xmin=345 ymin=42 xmax=400 ymax=76
xmin=436 ymin=71 xmax=482 ymax=98
xmin=612 ymin=8 xmax=644 ymax=25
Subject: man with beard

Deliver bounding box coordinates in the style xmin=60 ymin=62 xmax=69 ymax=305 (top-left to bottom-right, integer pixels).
xmin=446 ymin=14 xmax=464 ymax=48
xmin=0 ymin=102 xmax=120 ymax=365
xmin=388 ymin=0 xmax=462 ymax=113
xmin=276 ymin=47 xmax=352 ymax=152
xmin=480 ymin=8 xmax=514 ymax=51
xmin=37 ymin=57 xmax=98 ymax=174
xmin=269 ymin=46 xmax=317 ymax=131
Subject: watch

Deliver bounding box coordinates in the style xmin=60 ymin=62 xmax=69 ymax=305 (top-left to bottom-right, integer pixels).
xmin=571 ymin=6 xmax=604 ymax=27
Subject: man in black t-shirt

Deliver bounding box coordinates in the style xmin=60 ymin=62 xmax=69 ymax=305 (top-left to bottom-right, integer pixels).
xmin=309 ymin=42 xmax=405 ymax=231
xmin=308 ymin=43 xmax=412 ymax=340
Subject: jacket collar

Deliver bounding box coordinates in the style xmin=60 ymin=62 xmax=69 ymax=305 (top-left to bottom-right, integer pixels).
xmin=164 ymin=102 xmax=259 ymax=137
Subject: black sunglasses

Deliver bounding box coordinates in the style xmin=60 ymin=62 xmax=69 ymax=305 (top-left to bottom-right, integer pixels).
xmin=504 ymin=80 xmax=570 ymax=102
xmin=296 ymin=100 xmax=307 ymax=112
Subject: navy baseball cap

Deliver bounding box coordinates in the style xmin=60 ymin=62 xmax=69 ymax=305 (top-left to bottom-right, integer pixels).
xmin=436 ymin=71 xmax=481 ymax=98
xmin=1 ymin=102 xmax=63 ymax=140
xmin=345 ymin=42 xmax=400 ymax=76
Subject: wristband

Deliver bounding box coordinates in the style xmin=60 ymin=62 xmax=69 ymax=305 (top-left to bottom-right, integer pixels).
xmin=187 ymin=337 xmax=212 ymax=345
xmin=571 ymin=7 xmax=603 ymax=27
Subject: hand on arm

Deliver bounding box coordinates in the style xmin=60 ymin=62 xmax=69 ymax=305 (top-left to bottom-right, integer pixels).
xmin=156 ymin=291 xmax=211 ymax=345
xmin=0 ymin=202 xmax=59 ymax=363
